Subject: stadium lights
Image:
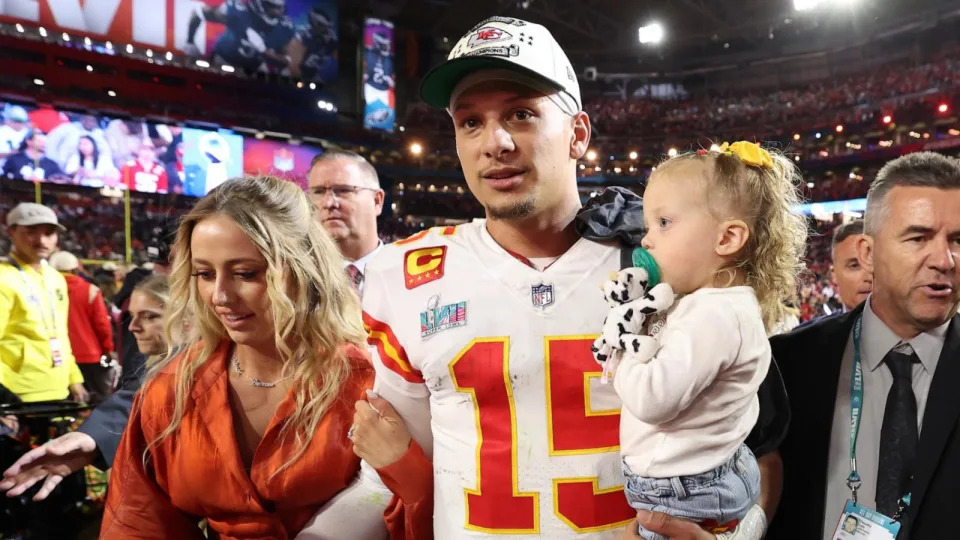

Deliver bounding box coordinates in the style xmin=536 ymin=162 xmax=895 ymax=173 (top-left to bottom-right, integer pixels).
xmin=793 ymin=0 xmax=821 ymax=11
xmin=126 ymin=44 xmax=134 ymax=53
xmin=297 ymin=81 xmax=304 ymax=88
xmin=667 ymin=147 xmax=678 ymax=157
xmin=221 ymin=64 xmax=235 ymax=73
xmin=938 ymin=103 xmax=950 ymax=114
xmin=399 ymin=126 xmax=406 ymax=132
xmin=586 ymin=149 xmax=597 ymax=161
xmin=33 ymin=78 xmax=44 ymax=86
xmin=882 ymin=114 xmax=892 ymax=124
xmin=165 ymin=51 xmax=173 ymax=61
xmin=614 ymin=167 xmax=622 ymax=174
xmin=409 ymin=142 xmax=423 ymax=156
xmin=86 ymin=65 xmax=93 ymax=72
xmin=61 ymin=32 xmax=70 ymax=41
xmin=15 ymin=23 xmax=24 ymax=33
xmin=195 ymin=59 xmax=210 ymax=68
xmin=39 ymin=27 xmax=47 ymax=37
xmin=794 ymin=156 xmax=801 ymax=162
xmin=638 ymin=22 xmax=664 ymax=45
xmin=835 ymin=124 xmax=844 ymax=133
xmin=579 ymin=164 xmax=585 ymax=170
xmin=594 ymin=166 xmax=601 ymax=172
xmin=815 ymin=132 xmax=822 ymax=139
xmin=949 ymin=129 xmax=960 ymax=136
xmin=146 ymin=49 xmax=154 ymax=58
xmin=807 ymin=181 xmax=815 ymax=188
xmin=629 ymin=150 xmax=638 ymax=160
xmin=309 ymin=82 xmax=316 ymax=90
xmin=793 ymin=133 xmax=801 ymax=140
xmin=317 ymin=100 xmax=335 ymax=111
xmin=107 ymin=90 xmax=117 ymax=97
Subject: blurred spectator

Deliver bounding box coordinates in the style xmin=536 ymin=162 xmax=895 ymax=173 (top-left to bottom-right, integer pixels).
xmin=161 ymin=140 xmax=186 ymax=195
xmin=830 ymin=219 xmax=873 ymax=311
xmin=49 ymin=251 xmax=116 ymax=406
xmin=105 ymin=119 xmax=145 ymax=170
xmin=0 ymin=105 xmax=31 ymax=160
xmin=120 ymin=140 xmax=168 ymax=193
xmin=64 ymin=135 xmax=121 ymax=187
xmin=2 ymin=130 xmax=64 ymax=182
xmin=46 ymin=114 xmax=113 ymax=170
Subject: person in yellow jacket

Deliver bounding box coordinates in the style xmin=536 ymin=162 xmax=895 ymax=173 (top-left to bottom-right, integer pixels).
xmin=0 ymin=203 xmax=87 ymax=403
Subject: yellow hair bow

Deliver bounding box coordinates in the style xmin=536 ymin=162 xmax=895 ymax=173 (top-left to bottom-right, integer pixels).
xmin=718 ymin=141 xmax=774 ymax=169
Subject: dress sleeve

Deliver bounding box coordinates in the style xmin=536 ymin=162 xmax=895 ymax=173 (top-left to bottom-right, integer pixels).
xmin=99 ymin=391 xmax=204 ymax=539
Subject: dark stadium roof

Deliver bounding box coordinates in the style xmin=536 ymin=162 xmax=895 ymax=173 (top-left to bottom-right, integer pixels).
xmin=358 ymin=0 xmax=960 ymax=78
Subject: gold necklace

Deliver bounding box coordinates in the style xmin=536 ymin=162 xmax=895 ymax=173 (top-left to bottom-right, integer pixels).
xmin=231 ymin=354 xmax=292 ymax=388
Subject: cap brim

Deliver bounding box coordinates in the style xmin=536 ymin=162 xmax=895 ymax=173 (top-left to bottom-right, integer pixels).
xmin=12 ymin=219 xmax=66 ymax=231
xmin=419 ymin=56 xmax=565 ymax=109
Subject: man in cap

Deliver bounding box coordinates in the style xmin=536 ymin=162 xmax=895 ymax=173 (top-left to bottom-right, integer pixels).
xmin=359 ymin=16 xmax=782 ymax=539
xmin=49 ymin=251 xmax=116 ymax=406
xmin=0 ymin=105 xmax=31 ymax=160
xmin=0 ymin=203 xmax=87 ymax=403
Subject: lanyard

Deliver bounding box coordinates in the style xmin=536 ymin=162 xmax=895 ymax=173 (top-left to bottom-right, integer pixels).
xmin=848 ymin=315 xmax=912 ymax=519
xmin=8 ymin=255 xmax=58 ymax=337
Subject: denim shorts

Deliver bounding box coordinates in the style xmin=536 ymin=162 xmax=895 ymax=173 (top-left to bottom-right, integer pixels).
xmin=622 ymin=444 xmax=761 ymax=540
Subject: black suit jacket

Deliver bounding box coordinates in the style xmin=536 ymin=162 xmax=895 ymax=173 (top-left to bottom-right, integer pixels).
xmin=768 ymin=306 xmax=960 ymax=539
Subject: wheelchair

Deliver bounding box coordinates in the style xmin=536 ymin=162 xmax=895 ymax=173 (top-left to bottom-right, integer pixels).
xmin=0 ymin=400 xmax=99 ymax=540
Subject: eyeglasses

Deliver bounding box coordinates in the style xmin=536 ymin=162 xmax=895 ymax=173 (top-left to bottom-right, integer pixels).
xmin=309 ymin=185 xmax=379 ymax=200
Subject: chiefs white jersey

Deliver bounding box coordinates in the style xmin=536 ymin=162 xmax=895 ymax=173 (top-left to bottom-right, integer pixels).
xmin=363 ymin=220 xmax=634 ymax=538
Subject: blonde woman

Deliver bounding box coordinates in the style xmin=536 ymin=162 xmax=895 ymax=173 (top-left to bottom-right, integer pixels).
xmin=100 ymin=177 xmax=431 ymax=539
xmin=1 ymin=275 xmax=172 ymax=501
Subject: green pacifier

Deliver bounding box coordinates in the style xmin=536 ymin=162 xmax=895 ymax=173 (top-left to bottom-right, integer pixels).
xmin=631 ymin=247 xmax=661 ymax=288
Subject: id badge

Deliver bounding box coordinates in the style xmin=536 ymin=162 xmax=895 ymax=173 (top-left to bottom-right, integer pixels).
xmin=49 ymin=337 xmax=64 ymax=367
xmin=832 ymin=500 xmax=901 ymax=539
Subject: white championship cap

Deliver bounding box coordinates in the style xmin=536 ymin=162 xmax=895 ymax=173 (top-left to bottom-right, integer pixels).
xmin=49 ymin=251 xmax=80 ymax=272
xmin=419 ymin=16 xmax=581 ymax=115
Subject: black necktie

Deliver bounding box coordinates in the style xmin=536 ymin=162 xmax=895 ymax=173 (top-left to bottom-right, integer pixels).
xmin=876 ymin=347 xmax=919 ymax=516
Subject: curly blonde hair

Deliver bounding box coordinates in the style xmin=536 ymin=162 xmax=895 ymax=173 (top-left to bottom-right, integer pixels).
xmin=145 ymin=175 xmax=366 ymax=474
xmin=654 ymin=147 xmax=808 ymax=331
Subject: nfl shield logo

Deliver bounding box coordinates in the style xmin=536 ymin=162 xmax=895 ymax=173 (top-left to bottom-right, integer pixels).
xmin=531 ymin=284 xmax=554 ymax=308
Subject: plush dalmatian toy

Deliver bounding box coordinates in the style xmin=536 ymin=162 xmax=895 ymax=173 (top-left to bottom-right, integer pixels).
xmin=591 ymin=267 xmax=675 ymax=382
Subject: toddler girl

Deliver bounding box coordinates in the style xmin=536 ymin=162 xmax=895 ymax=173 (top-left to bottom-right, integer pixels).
xmin=606 ymin=142 xmax=807 ymax=539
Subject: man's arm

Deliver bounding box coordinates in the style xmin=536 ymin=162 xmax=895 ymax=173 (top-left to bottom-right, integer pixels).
xmin=186 ymin=5 xmax=225 ymax=49
xmin=756 ymin=451 xmax=782 ymax=523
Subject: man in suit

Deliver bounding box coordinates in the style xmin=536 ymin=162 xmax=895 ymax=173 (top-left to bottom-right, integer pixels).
xmin=830 ymin=219 xmax=873 ymax=312
xmin=307 ymin=150 xmax=385 ymax=296
xmin=769 ymin=151 xmax=960 ymax=539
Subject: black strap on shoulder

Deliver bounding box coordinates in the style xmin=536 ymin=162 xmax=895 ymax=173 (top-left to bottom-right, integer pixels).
xmin=620 ymin=244 xmax=634 ymax=270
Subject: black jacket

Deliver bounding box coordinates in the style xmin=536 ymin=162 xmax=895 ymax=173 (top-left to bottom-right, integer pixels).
xmin=768 ymin=306 xmax=960 ymax=539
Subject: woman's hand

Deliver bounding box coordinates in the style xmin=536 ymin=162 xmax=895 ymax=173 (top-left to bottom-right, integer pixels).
xmin=349 ymin=391 xmax=412 ymax=469
xmin=0 ymin=431 xmax=98 ymax=501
